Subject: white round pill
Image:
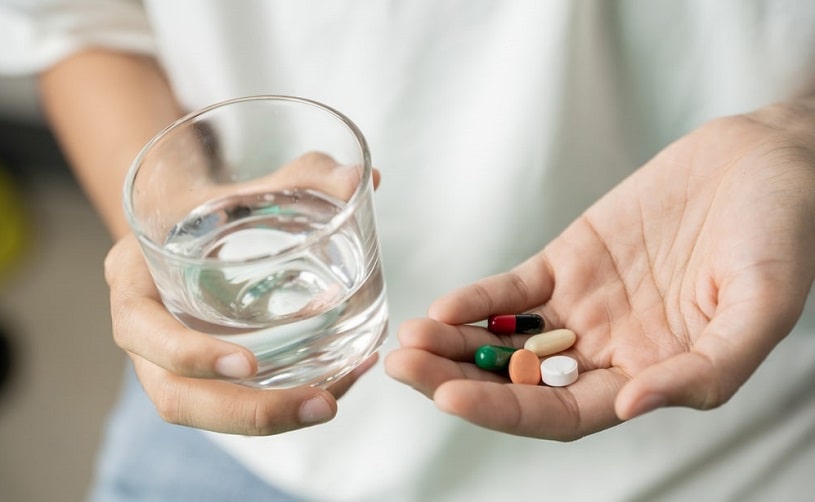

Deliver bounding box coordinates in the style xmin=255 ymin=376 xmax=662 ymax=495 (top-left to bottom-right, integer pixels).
xmin=540 ymin=355 xmax=578 ymax=387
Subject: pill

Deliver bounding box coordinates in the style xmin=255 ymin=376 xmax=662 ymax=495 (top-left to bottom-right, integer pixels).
xmin=508 ymin=349 xmax=542 ymax=385
xmin=523 ymin=328 xmax=577 ymax=357
xmin=540 ymin=355 xmax=579 ymax=387
xmin=474 ymin=345 xmax=517 ymax=371
xmin=487 ymin=314 xmax=544 ymax=335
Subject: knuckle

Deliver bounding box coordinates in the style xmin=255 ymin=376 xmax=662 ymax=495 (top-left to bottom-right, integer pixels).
xmin=698 ymin=377 xmax=734 ymax=411
xmin=250 ymin=404 xmax=273 ymax=436
xmin=472 ymin=283 xmax=494 ymax=314
xmin=691 ymin=347 xmax=737 ymax=411
xmin=553 ymin=391 xmax=584 ymax=442
xmin=507 ymin=271 xmax=530 ymax=305
xmin=247 ymin=400 xmax=285 ymax=436
xmin=136 ymin=361 xmax=189 ymax=426
xmin=153 ymin=385 xmax=185 ymax=425
xmin=159 ymin=329 xmax=199 ymax=374
xmin=109 ymin=295 xmax=138 ymax=349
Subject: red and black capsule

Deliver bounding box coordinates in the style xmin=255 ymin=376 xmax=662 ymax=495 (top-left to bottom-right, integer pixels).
xmin=487 ymin=314 xmax=544 ymax=335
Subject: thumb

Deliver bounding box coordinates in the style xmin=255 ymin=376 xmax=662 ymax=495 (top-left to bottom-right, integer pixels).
xmin=615 ymin=275 xmax=805 ymax=421
xmin=614 ymin=348 xmax=734 ymax=421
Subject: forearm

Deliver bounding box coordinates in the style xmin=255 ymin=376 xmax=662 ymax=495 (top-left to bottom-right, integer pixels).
xmin=39 ymin=49 xmax=182 ymax=239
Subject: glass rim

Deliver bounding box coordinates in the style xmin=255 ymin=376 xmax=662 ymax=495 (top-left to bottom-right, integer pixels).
xmin=122 ymin=94 xmax=373 ymax=266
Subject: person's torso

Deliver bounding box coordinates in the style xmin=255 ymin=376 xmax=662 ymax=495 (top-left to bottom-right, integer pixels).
xmin=142 ymin=1 xmax=815 ymax=500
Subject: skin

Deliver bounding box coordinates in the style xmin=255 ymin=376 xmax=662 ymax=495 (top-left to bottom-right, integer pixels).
xmin=41 ymin=49 xmax=814 ymax=439
xmin=39 ymin=49 xmax=378 ymax=435
xmin=385 ymin=99 xmax=815 ymax=440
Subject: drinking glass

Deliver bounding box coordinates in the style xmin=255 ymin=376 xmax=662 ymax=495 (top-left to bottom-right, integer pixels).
xmin=124 ymin=95 xmax=388 ymax=389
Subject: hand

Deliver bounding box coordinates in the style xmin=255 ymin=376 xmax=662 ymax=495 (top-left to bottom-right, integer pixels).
xmin=105 ymin=234 xmax=378 ymax=435
xmin=386 ymin=100 xmax=815 ymax=440
xmin=105 ymin=156 xmax=382 ymax=436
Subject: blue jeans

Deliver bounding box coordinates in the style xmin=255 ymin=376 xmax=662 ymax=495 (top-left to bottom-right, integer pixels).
xmin=87 ymin=367 xmax=302 ymax=502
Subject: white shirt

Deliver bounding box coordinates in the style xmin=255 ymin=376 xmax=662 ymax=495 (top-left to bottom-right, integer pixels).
xmin=3 ymin=1 xmax=815 ymax=500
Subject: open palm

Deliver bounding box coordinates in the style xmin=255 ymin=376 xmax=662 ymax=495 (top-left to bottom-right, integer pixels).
xmin=386 ymin=105 xmax=815 ymax=440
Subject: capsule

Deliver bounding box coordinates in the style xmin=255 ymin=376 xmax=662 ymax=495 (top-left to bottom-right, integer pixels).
xmin=523 ymin=328 xmax=576 ymax=357
xmin=508 ymin=349 xmax=542 ymax=385
xmin=487 ymin=314 xmax=544 ymax=335
xmin=474 ymin=345 xmax=517 ymax=371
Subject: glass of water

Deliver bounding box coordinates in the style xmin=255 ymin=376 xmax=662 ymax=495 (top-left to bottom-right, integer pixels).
xmin=123 ymin=95 xmax=388 ymax=389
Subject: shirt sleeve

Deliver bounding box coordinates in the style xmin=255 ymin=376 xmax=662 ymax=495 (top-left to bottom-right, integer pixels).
xmin=0 ymin=0 xmax=155 ymax=75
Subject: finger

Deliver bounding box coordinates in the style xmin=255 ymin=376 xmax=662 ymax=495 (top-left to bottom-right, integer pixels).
xmin=251 ymin=152 xmax=367 ymax=201
xmin=396 ymin=318 xmax=526 ymax=361
xmin=387 ymin=318 xmax=524 ymax=398
xmin=615 ymin=271 xmax=805 ymax=420
xmin=433 ymin=367 xmax=628 ymax=440
xmin=106 ymin=236 xmax=257 ymax=379
xmin=326 ymin=352 xmax=379 ymax=399
xmin=427 ymin=254 xmax=556 ymax=325
xmin=385 ymin=348 xmax=509 ymax=399
xmin=372 ymin=168 xmax=381 ymax=189
xmin=132 ymin=355 xmax=337 ymax=435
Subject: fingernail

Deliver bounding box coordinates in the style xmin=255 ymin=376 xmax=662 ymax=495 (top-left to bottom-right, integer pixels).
xmin=299 ymin=395 xmax=334 ymax=425
xmin=628 ymin=393 xmax=667 ymax=419
xmin=214 ymin=353 xmax=252 ymax=378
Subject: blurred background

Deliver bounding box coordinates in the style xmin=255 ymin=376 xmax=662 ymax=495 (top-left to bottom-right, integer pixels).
xmin=0 ymin=75 xmax=126 ymax=501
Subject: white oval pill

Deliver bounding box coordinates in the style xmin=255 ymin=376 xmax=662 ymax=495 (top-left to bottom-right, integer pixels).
xmin=540 ymin=355 xmax=578 ymax=387
xmin=524 ymin=329 xmax=576 ymax=357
